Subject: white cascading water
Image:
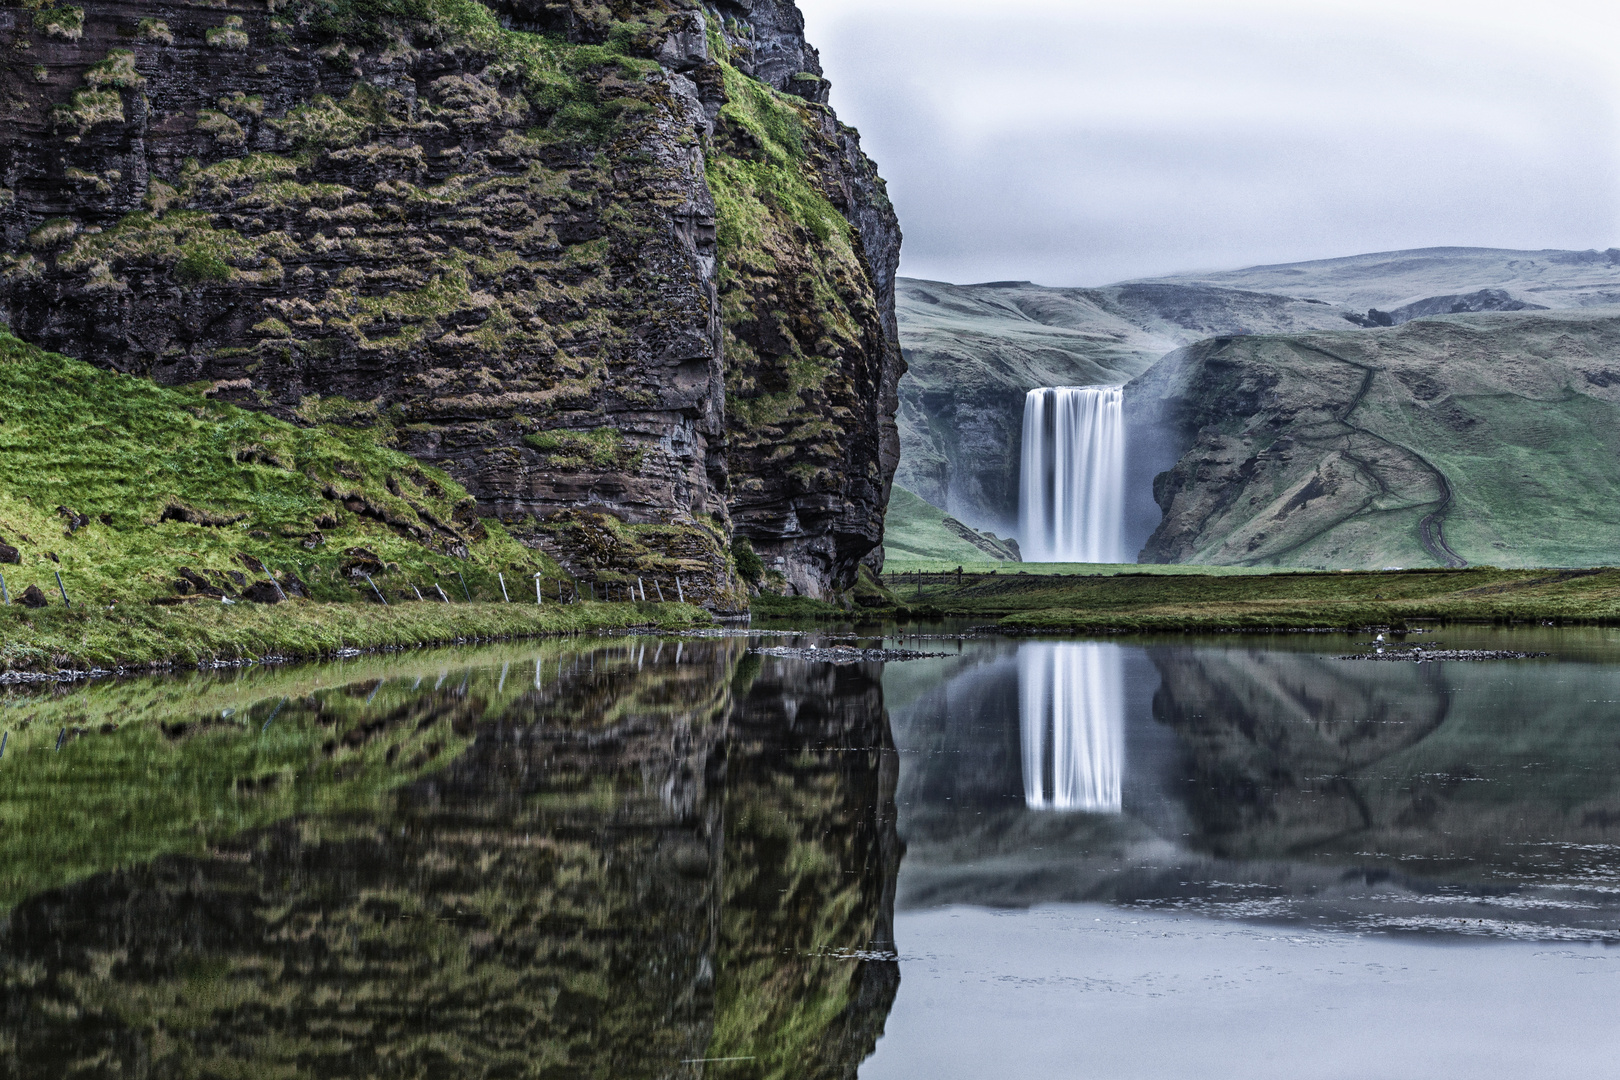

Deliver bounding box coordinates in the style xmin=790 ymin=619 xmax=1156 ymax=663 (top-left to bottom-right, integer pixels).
xmin=1018 ymin=642 xmax=1124 ymax=812
xmin=1018 ymin=386 xmax=1126 ymax=563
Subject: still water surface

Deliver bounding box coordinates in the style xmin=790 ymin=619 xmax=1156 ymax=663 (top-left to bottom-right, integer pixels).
xmin=1 ymin=626 xmax=1618 ymax=1076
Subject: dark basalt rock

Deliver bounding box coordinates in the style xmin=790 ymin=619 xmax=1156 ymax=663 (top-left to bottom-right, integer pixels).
xmin=0 ymin=540 xmax=17 ymax=565
xmin=240 ymin=580 xmax=284 ymax=604
xmin=0 ymin=0 xmax=901 ymax=603
xmin=17 ymin=584 xmax=49 ymax=608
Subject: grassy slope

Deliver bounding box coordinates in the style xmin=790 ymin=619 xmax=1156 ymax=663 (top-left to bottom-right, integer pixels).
xmin=0 ymin=332 xmax=711 ymax=668
xmin=881 ymin=566 xmax=1620 ymax=631
xmin=882 ymin=485 xmax=1018 ymax=566
xmin=1134 ymin=312 xmax=1620 ymax=569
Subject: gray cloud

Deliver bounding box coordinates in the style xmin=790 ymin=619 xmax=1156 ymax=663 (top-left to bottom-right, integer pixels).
xmin=798 ymin=1 xmax=1620 ymax=285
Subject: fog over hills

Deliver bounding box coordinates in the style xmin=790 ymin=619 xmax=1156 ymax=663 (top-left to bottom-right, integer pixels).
xmin=892 ymin=246 xmax=1620 ymax=568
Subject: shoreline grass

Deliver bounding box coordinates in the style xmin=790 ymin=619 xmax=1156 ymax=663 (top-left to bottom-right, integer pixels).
xmin=0 ymin=598 xmax=713 ymax=675
xmin=878 ymin=566 xmax=1620 ymax=632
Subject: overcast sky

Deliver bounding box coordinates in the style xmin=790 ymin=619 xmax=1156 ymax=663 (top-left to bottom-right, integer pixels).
xmin=796 ymin=0 xmax=1620 ymax=286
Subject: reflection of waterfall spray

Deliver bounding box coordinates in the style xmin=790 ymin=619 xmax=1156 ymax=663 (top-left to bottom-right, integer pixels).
xmin=1019 ymin=386 xmax=1125 ymax=563
xmin=1018 ymin=642 xmax=1124 ymax=812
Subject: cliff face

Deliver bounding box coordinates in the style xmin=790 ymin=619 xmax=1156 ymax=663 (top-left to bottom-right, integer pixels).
xmin=0 ymin=0 xmax=900 ymax=601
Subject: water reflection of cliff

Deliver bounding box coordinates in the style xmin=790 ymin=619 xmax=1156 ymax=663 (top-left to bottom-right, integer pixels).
xmin=1153 ymin=647 xmax=1620 ymax=878
xmin=1153 ymin=647 xmax=1451 ymax=856
xmin=892 ymin=640 xmax=1620 ymax=936
xmin=0 ymin=644 xmax=900 ymax=1078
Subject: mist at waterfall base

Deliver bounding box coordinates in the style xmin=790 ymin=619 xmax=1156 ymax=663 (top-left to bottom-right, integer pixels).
xmin=1019 ymin=386 xmax=1127 ymax=563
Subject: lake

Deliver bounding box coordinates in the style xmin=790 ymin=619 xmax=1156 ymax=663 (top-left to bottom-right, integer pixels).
xmin=2 ymin=625 xmax=1619 ymax=1077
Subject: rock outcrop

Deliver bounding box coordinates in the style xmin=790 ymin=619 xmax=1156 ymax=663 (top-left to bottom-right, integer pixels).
xmin=0 ymin=0 xmax=901 ymax=602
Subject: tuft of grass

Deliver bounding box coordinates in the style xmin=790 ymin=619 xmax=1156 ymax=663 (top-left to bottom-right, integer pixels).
xmin=731 ymin=536 xmax=763 ymax=585
xmin=32 ymin=5 xmax=82 ymax=40
xmin=205 ymin=15 xmax=249 ymax=49
xmin=137 ymin=17 xmax=173 ymax=43
xmin=174 ymin=243 xmax=232 ymax=283
xmin=749 ymin=594 xmax=848 ymax=620
xmin=521 ymin=426 xmax=639 ymax=470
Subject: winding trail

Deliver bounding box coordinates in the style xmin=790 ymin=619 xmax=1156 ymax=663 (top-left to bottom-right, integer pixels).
xmin=1417 ymin=473 xmax=1468 ymax=568
xmin=1290 ymin=343 xmax=1468 ymax=569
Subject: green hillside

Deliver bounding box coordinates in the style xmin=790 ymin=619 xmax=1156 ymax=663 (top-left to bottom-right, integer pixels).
xmin=1132 ymin=310 xmax=1620 ymax=569
xmin=0 ymin=331 xmax=720 ymax=671
xmin=0 ymin=330 xmax=558 ymax=606
xmin=892 ymin=248 xmax=1620 ymax=557
xmin=882 ymin=486 xmax=1020 ymax=567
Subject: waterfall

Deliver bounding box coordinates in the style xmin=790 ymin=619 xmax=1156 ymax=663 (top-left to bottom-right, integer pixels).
xmin=1018 ymin=386 xmax=1126 ymax=563
xmin=1018 ymin=642 xmax=1124 ymax=812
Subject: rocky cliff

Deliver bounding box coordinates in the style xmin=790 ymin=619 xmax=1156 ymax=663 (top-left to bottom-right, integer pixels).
xmin=0 ymin=0 xmax=901 ymax=602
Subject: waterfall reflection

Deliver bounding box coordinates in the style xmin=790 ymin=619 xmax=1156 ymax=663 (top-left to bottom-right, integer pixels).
xmin=1018 ymin=642 xmax=1124 ymax=812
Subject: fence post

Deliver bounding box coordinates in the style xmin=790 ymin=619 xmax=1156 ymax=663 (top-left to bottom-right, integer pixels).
xmin=362 ymin=572 xmax=389 ymax=605
xmin=54 ymin=571 xmax=71 ymax=607
xmin=412 ymin=584 xmax=425 ymax=602
xmin=534 ymin=573 xmax=543 ymax=605
xmin=499 ymin=573 xmax=510 ymax=603
xmin=654 ymin=580 xmax=665 ymax=602
xmin=435 ymin=583 xmax=450 ymax=604
xmin=456 ymin=571 xmax=471 ymax=602
xmin=675 ymin=577 xmax=685 ymax=604
xmin=0 ymin=572 xmax=8 ymax=604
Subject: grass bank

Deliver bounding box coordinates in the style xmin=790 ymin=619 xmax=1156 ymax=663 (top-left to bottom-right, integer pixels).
xmin=879 ymin=566 xmax=1620 ymax=632
xmin=0 ymin=599 xmax=712 ymax=674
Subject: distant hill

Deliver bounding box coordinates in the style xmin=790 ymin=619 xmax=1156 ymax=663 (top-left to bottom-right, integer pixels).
xmin=894 ymin=247 xmax=1620 ymax=562
xmin=896 ymin=278 xmax=1356 ymax=535
xmin=1141 ymin=247 xmax=1620 ymax=312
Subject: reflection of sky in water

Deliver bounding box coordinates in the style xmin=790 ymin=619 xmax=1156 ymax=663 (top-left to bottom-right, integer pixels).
xmin=876 ymin=630 xmax=1620 ymax=1078
xmin=1017 ymin=643 xmax=1123 ymax=813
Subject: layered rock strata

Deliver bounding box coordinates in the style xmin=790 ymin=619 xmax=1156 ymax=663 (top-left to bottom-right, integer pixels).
xmin=0 ymin=0 xmax=901 ymax=601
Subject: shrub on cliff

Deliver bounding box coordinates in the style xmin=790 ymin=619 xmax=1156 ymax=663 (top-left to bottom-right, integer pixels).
xmin=732 ymin=536 xmax=763 ymax=585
